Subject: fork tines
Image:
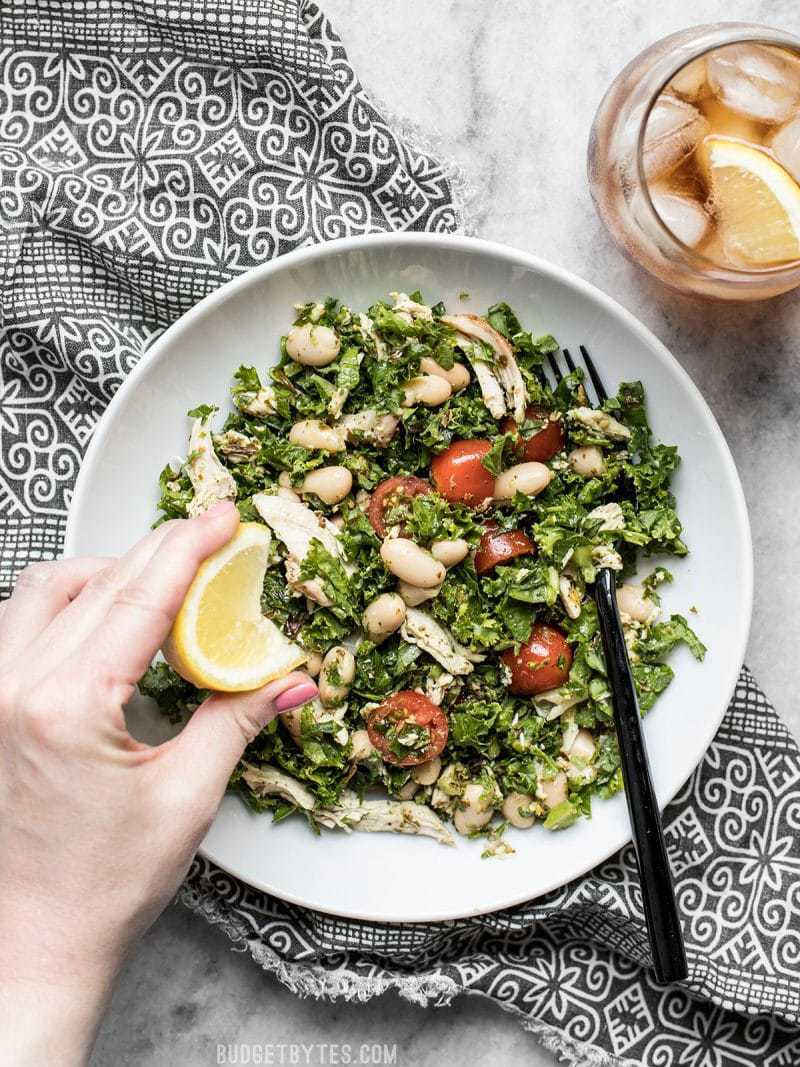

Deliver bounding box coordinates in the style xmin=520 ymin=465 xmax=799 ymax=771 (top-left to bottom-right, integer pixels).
xmin=545 ymin=345 xmax=609 ymax=406
xmin=580 ymin=345 xmax=608 ymax=403
xmin=547 ymin=352 xmax=563 ymax=384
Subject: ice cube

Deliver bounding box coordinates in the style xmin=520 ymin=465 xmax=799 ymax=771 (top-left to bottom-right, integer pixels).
xmin=643 ymin=94 xmax=709 ymax=181
xmin=651 ymin=188 xmax=712 ymax=249
xmin=669 ymin=56 xmax=708 ymax=102
xmin=707 ymin=44 xmax=800 ymax=124
xmin=769 ymin=114 xmax=800 ymax=184
xmin=701 ymin=97 xmax=762 ymax=144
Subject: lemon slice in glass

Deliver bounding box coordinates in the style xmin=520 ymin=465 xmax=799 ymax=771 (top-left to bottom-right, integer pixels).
xmin=703 ymin=137 xmax=800 ymax=265
xmin=163 ymin=522 xmax=306 ymax=692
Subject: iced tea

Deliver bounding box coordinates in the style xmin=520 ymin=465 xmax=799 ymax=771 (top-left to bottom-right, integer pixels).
xmin=588 ymin=25 xmax=800 ymax=300
xmin=646 ymin=43 xmax=800 ymax=269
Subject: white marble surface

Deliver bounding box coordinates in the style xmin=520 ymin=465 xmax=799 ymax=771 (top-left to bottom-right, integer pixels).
xmin=94 ymin=3 xmax=800 ymax=1064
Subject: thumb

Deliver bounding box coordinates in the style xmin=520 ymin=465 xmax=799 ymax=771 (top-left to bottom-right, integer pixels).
xmin=170 ymin=672 xmax=318 ymax=796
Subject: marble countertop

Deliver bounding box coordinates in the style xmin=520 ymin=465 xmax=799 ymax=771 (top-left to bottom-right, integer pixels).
xmin=94 ymin=2 xmax=800 ymax=1063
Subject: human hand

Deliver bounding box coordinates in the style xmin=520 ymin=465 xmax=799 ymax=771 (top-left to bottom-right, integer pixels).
xmin=0 ymin=501 xmax=317 ymax=1064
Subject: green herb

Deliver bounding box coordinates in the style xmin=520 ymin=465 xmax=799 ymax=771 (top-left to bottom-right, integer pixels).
xmin=186 ymin=403 xmax=218 ymax=420
xmin=145 ymin=293 xmax=704 ymax=838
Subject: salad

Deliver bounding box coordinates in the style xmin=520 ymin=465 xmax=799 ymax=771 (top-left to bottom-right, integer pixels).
xmin=140 ymin=291 xmax=705 ymax=851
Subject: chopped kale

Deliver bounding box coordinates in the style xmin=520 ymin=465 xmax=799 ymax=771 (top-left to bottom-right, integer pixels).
xmin=144 ymin=293 xmax=704 ymax=841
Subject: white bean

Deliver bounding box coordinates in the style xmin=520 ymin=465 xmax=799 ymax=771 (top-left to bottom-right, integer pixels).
xmin=419 ymin=356 xmax=471 ymax=392
xmin=277 ymin=471 xmax=293 ymax=488
xmin=280 ymin=706 xmax=303 ymax=746
xmin=412 ymin=756 xmax=442 ymax=786
xmin=397 ymin=581 xmax=442 ymax=606
xmin=453 ymin=782 xmax=495 ymax=835
xmin=289 ymin=419 xmax=346 ymax=452
xmin=380 ymin=538 xmax=445 ymax=588
xmin=493 ymin=461 xmax=552 ymax=501
xmin=304 ymin=650 xmax=323 ymax=677
xmin=277 ymin=486 xmax=301 ymax=503
xmin=401 ymin=375 xmax=452 ymax=408
xmin=569 ymin=445 xmax=605 ymax=478
xmin=350 ymin=728 xmax=375 ymax=763
xmin=301 ymin=465 xmax=352 ymax=505
xmin=362 ymin=592 xmax=406 ymax=643
xmin=285 ymin=323 xmax=340 ymax=367
xmin=502 ymin=792 xmax=536 ymax=829
xmin=397 ymin=780 xmax=419 ymax=800
xmin=538 ymin=771 xmax=568 ymax=810
xmin=617 ymin=583 xmax=660 ymax=625
xmin=318 ymin=646 xmax=356 ymax=707
xmin=431 ymin=539 xmax=469 ymax=568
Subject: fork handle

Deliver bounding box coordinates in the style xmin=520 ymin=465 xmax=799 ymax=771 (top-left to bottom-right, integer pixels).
xmin=594 ymin=568 xmax=688 ymax=983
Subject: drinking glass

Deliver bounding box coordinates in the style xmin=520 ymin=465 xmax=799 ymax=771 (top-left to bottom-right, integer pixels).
xmin=588 ymin=23 xmax=800 ymax=300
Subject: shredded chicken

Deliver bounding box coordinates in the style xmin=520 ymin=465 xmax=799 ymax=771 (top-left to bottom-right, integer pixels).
xmin=241 ymin=386 xmax=277 ymax=418
xmin=253 ymin=494 xmax=352 ymax=606
xmin=401 ymin=608 xmax=483 ymax=676
xmin=592 ymin=543 xmax=624 ymax=571
xmin=533 ymin=688 xmax=585 ymax=722
xmin=241 ymin=765 xmax=316 ymax=811
xmin=390 ymin=291 xmax=434 ymax=321
xmin=313 ymin=791 xmax=455 ymax=845
xmin=338 ymin=409 xmax=399 ymax=447
xmin=213 ymin=429 xmax=260 ymax=464
xmin=328 ymin=353 xmax=363 ymax=419
xmin=456 ymin=340 xmax=506 ymax=418
xmin=357 ymin=312 xmax=388 ymax=360
xmin=186 ymin=416 xmax=237 ymax=518
xmin=588 ymin=502 xmax=625 ymax=531
xmin=442 ymin=313 xmax=527 ymax=422
xmin=559 ymin=567 xmax=583 ymax=620
xmin=294 ymin=301 xmax=327 ymax=322
xmin=569 ymin=406 xmax=631 ymax=441
xmin=424 ymin=672 xmax=456 ymax=706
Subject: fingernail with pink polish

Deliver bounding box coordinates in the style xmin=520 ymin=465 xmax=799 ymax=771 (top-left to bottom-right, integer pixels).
xmin=200 ymin=500 xmax=235 ymax=521
xmin=274 ymin=681 xmax=319 ymax=712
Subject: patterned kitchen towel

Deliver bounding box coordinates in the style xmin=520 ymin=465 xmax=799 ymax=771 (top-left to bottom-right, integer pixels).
xmin=1 ymin=4 xmax=798 ymax=1066
xmin=0 ymin=0 xmax=466 ymax=589
xmin=183 ymin=668 xmax=800 ymax=1067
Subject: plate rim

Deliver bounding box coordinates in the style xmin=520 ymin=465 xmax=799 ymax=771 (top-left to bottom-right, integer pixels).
xmin=64 ymin=232 xmax=753 ymax=922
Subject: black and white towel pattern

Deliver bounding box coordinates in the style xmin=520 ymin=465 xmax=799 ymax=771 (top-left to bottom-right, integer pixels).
xmin=2 ymin=4 xmax=799 ymax=1065
xmin=0 ymin=0 xmax=461 ymax=596
xmin=183 ymin=669 xmax=800 ymax=1067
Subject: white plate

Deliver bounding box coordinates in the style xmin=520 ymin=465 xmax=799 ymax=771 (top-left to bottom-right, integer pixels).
xmin=65 ymin=234 xmax=752 ymax=922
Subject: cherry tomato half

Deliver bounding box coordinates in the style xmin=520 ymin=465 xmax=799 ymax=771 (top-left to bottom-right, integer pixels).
xmin=367 ymin=690 xmax=449 ymax=767
xmin=501 ymin=404 xmax=565 ymax=463
xmin=474 ymin=521 xmax=536 ymax=576
xmin=431 ymin=439 xmax=495 ymax=506
xmin=501 ymin=624 xmax=573 ymax=695
xmin=368 ymin=475 xmax=431 ymax=537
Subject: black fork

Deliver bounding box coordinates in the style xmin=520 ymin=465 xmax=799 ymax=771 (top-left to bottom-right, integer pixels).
xmin=546 ymin=344 xmax=688 ymax=985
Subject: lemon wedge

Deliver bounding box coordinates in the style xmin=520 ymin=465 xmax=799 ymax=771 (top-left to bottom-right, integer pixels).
xmin=163 ymin=522 xmax=306 ymax=692
xmin=703 ymin=137 xmax=800 ymax=265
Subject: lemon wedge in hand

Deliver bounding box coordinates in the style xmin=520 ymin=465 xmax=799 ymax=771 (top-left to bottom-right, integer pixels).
xmin=163 ymin=522 xmax=306 ymax=692
xmin=704 ymin=137 xmax=800 ymax=265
